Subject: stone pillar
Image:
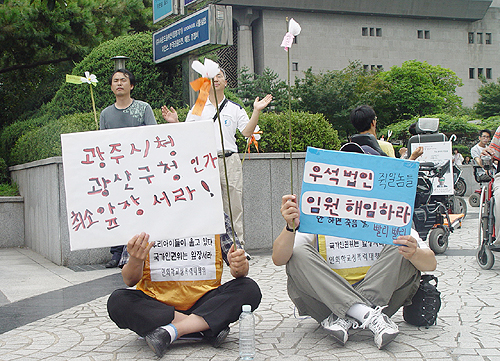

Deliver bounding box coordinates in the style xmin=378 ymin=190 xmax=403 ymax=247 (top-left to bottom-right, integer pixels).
xmin=232 ymin=7 xmax=261 ymax=74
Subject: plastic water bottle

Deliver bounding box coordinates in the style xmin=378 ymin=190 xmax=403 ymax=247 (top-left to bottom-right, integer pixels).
xmin=239 ymin=304 xmax=255 ymax=360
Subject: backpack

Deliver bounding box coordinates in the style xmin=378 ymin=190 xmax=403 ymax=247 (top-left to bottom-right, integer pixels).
xmin=403 ymin=274 xmax=441 ymax=327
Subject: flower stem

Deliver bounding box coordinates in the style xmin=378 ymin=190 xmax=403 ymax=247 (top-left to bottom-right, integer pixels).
xmin=212 ymin=81 xmax=237 ymax=250
xmin=90 ymin=84 xmax=98 ymax=130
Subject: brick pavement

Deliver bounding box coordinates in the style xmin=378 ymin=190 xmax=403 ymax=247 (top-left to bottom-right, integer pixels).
xmin=2 ymin=203 xmax=500 ymax=360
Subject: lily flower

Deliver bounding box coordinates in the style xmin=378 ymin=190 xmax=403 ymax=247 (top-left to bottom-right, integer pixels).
xmin=191 ymin=58 xmax=220 ymax=79
xmin=81 ymin=71 xmax=98 ymax=86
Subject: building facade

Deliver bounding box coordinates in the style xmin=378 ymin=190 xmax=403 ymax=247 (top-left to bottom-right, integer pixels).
xmin=219 ymin=0 xmax=500 ymax=107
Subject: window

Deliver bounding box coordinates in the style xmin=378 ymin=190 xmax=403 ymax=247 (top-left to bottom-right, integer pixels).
xmin=418 ymin=30 xmax=423 ymax=39
xmin=486 ymin=33 xmax=492 ymax=44
xmin=478 ymin=68 xmax=484 ymax=77
xmin=363 ymin=64 xmax=369 ymax=71
xmin=469 ymin=68 xmax=475 ymax=79
xmin=370 ymin=27 xmax=374 ymax=36
xmin=376 ymin=28 xmax=382 ymax=37
xmin=362 ymin=27 xmax=368 ymax=36
xmin=425 ymin=30 xmax=430 ymax=39
xmin=371 ymin=65 xmax=376 ymax=70
xmin=468 ymin=32 xmax=474 ymax=44
xmin=477 ymin=32 xmax=483 ymax=44
xmin=487 ymin=68 xmax=492 ymax=79
xmin=377 ymin=65 xmax=383 ymax=70
xmin=292 ymin=62 xmax=298 ymax=71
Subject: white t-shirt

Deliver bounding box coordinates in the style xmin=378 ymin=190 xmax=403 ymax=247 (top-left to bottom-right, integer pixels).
xmin=471 ymin=143 xmax=486 ymax=161
xmin=185 ymin=97 xmax=250 ymax=153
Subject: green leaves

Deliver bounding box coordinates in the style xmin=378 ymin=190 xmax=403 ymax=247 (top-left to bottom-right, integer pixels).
xmin=475 ymin=79 xmax=500 ymax=118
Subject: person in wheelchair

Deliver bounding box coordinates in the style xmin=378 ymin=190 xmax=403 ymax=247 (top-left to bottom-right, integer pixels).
xmin=481 ymin=125 xmax=500 ymax=246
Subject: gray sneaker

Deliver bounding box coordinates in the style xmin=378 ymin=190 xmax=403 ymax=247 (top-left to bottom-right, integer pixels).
xmin=321 ymin=314 xmax=354 ymax=345
xmin=358 ymin=306 xmax=399 ymax=349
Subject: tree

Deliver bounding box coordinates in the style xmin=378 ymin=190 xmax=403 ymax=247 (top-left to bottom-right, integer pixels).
xmin=0 ymin=0 xmax=152 ymax=72
xmin=475 ymin=78 xmax=500 ymax=118
xmin=378 ymin=60 xmax=463 ymax=121
xmin=232 ymin=67 xmax=289 ymax=112
xmin=0 ymin=0 xmax=153 ymax=127
xmin=292 ymin=62 xmax=391 ymax=139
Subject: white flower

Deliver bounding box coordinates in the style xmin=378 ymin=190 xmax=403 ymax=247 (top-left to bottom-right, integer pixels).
xmin=191 ymin=59 xmax=220 ymax=79
xmin=81 ymin=71 xmax=98 ymax=85
xmin=288 ymin=18 xmax=301 ymax=36
xmin=281 ymin=18 xmax=302 ymax=51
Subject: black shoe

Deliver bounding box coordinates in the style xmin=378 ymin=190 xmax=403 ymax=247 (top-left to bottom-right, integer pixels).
xmin=105 ymin=259 xmax=119 ymax=268
xmin=206 ymin=326 xmax=230 ymax=348
xmin=145 ymin=327 xmax=171 ymax=357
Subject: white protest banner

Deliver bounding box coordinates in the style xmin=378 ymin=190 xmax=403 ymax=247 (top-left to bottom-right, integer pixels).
xmin=411 ymin=141 xmax=453 ymax=195
xmin=149 ymin=235 xmax=217 ymax=282
xmin=61 ymin=121 xmax=225 ymax=250
xmin=299 ymin=147 xmax=419 ymax=245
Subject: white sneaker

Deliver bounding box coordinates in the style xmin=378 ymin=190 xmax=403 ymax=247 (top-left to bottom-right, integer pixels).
xmin=321 ymin=314 xmax=354 ymax=345
xmin=358 ymin=306 xmax=399 ymax=349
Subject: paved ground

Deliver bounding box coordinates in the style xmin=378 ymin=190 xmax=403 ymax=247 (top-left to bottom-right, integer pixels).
xmin=2 ymin=199 xmax=500 ymax=360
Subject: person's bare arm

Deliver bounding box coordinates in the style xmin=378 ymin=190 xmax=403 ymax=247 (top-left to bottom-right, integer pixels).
xmin=272 ymin=194 xmax=300 ymax=266
xmin=121 ymin=232 xmax=154 ymax=287
xmin=241 ymin=94 xmax=273 ymax=137
xmin=394 ymin=235 xmax=437 ymax=272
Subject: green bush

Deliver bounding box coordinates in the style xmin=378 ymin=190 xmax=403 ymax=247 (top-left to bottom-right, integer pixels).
xmin=0 ymin=183 xmax=19 ymax=196
xmin=10 ymin=113 xmax=96 ymax=165
xmin=236 ymin=111 xmax=341 ymax=153
xmin=380 ymin=113 xmax=481 ymax=148
xmin=46 ymin=32 xmax=183 ymax=121
xmin=0 ymin=116 xmax=49 ymax=164
xmin=0 ymin=157 xmax=9 ymax=184
xmin=10 ymin=108 xmax=339 ymax=165
xmin=2 ymin=32 xmax=183 ymax=165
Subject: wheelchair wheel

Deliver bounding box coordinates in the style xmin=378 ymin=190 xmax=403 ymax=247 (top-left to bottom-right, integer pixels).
xmin=428 ymin=227 xmax=448 ymax=254
xmin=469 ymin=193 xmax=480 ymax=207
xmin=454 ymin=178 xmax=466 ymax=197
xmin=450 ymin=196 xmax=467 ymax=218
xmin=477 ymin=244 xmax=495 ymax=270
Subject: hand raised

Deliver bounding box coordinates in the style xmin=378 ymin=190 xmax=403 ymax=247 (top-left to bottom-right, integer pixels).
xmin=127 ymin=232 xmax=154 ymax=262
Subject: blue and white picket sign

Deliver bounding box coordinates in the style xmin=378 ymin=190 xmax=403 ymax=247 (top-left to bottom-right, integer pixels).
xmin=299 ymin=147 xmax=419 ymax=245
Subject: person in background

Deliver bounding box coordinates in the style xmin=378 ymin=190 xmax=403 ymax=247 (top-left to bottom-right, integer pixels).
xmin=453 ymin=148 xmax=464 ymax=165
xmin=471 ymin=129 xmax=492 ymax=167
xmin=100 ymin=69 xmax=176 ymax=268
xmin=162 ymin=69 xmax=272 ymax=247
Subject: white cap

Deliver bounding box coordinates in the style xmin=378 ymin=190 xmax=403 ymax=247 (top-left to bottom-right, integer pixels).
xmin=242 ymin=305 xmax=251 ymax=312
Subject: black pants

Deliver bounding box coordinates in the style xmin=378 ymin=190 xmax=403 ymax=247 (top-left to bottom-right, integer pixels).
xmin=107 ymin=277 xmax=261 ymax=337
xmin=110 ymin=245 xmax=124 ymax=261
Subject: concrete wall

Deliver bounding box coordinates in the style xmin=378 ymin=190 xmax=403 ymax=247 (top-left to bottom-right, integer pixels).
xmin=10 ymin=158 xmax=110 ymax=266
xmin=8 ymin=154 xmax=307 ymax=263
xmin=7 ymin=155 xmax=482 ymax=264
xmin=0 ymin=196 xmax=24 ymax=248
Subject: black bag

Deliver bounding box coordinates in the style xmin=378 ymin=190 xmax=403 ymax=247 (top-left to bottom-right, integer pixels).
xmin=403 ymin=274 xmax=441 ymax=327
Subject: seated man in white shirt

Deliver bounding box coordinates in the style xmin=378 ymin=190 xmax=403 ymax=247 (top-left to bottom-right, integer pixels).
xmin=272 ymin=144 xmax=437 ymax=350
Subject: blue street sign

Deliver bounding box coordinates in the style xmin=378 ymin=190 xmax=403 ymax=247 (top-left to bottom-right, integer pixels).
xmin=153 ymin=7 xmax=210 ymax=63
xmin=153 ymin=0 xmax=173 ymax=24
xmin=184 ymin=0 xmax=197 ymax=5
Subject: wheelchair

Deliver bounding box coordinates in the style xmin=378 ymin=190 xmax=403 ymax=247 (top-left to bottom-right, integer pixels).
xmin=413 ymin=161 xmax=464 ymax=254
xmin=407 ymin=118 xmax=466 ymax=254
xmin=469 ymin=163 xmax=493 ymax=207
xmin=476 ymin=159 xmax=500 ymax=269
